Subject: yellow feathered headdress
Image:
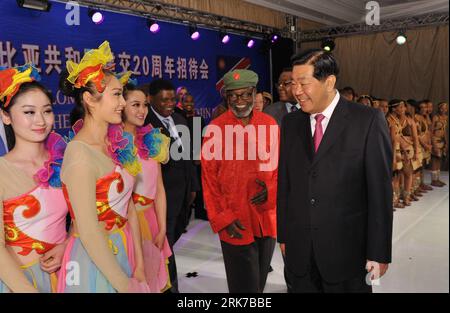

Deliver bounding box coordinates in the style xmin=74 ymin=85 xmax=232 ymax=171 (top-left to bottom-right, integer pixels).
xmin=65 ymin=40 xmax=114 ymax=93
xmin=0 ymin=64 xmax=40 ymax=108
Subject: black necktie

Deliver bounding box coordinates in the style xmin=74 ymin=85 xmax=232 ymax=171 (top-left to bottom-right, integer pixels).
xmin=290 ymin=105 xmax=298 ymax=112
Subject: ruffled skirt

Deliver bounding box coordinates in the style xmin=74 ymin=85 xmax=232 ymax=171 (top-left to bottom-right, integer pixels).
xmin=57 ymin=225 xmax=135 ymax=293
xmin=0 ymin=259 xmax=57 ymax=293
xmin=137 ymin=203 xmax=172 ymax=293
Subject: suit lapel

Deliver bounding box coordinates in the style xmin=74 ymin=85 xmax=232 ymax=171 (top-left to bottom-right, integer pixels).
xmin=147 ymin=109 xmax=182 ymax=158
xmin=298 ymin=111 xmax=314 ymax=163
xmin=147 ymin=108 xmax=171 ymax=138
xmin=282 ymin=103 xmax=289 ymax=115
xmin=311 ymin=99 xmax=350 ymax=167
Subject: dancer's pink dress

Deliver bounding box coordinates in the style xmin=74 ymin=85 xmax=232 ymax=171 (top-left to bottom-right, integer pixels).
xmin=130 ymin=125 xmax=172 ymax=292
xmin=0 ymin=132 xmax=68 ymax=292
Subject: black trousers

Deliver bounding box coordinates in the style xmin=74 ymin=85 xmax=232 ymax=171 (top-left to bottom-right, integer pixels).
xmin=220 ymin=237 xmax=276 ymax=293
xmin=286 ymin=245 xmax=372 ymax=293
xmin=165 ymin=214 xmax=179 ymax=293
xmin=193 ymin=164 xmax=208 ymax=220
xmin=282 ymin=254 xmax=293 ymax=293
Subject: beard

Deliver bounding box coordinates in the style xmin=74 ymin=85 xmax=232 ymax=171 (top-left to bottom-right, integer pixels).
xmin=230 ymin=103 xmax=254 ymax=118
xmin=229 ymin=96 xmax=255 ymax=118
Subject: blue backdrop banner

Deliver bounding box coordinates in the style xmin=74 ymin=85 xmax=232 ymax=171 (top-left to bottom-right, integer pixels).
xmin=0 ymin=0 xmax=271 ymax=136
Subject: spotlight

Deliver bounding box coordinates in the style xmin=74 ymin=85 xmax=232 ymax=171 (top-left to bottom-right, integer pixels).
xmin=220 ymin=33 xmax=230 ymax=44
xmin=396 ymin=32 xmax=407 ymax=45
xmin=88 ymin=9 xmax=104 ymax=25
xmin=321 ymin=38 xmax=335 ymax=52
xmin=147 ymin=19 xmax=160 ymax=33
xmin=270 ymin=34 xmax=279 ymax=43
xmin=189 ymin=26 xmax=200 ymax=40
xmin=16 ymin=0 xmax=51 ymax=11
xmin=246 ymin=38 xmax=255 ymax=48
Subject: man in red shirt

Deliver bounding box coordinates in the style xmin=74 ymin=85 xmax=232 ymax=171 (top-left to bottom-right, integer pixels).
xmin=201 ymin=69 xmax=279 ymax=293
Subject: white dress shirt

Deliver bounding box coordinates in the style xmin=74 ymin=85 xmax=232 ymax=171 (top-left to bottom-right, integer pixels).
xmin=151 ymin=106 xmax=184 ymax=150
xmin=285 ymin=102 xmax=301 ymax=113
xmin=310 ymin=91 xmax=340 ymax=136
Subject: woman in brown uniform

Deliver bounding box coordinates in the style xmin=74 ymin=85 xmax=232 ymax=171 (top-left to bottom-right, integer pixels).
xmin=387 ymin=100 xmax=405 ymax=208
xmin=406 ymin=100 xmax=424 ymax=199
xmin=416 ymin=100 xmax=433 ymax=191
xmin=388 ymin=100 xmax=420 ymax=206
xmin=425 ymin=100 xmax=434 ymax=145
xmin=431 ymin=102 xmax=448 ymax=187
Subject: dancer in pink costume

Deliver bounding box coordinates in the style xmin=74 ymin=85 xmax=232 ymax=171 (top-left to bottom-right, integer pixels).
xmin=121 ymin=81 xmax=172 ymax=293
xmin=57 ymin=41 xmax=149 ymax=293
xmin=0 ymin=64 xmax=68 ymax=292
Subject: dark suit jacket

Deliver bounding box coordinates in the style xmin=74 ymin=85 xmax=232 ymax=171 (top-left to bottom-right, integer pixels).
xmin=0 ymin=122 xmax=10 ymax=155
xmin=145 ymin=109 xmax=195 ymax=221
xmin=277 ymin=97 xmax=393 ymax=283
xmin=186 ymin=114 xmax=205 ymax=164
xmin=263 ymin=101 xmax=288 ymax=126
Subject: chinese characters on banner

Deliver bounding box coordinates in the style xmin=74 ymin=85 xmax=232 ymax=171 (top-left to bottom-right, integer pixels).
xmin=0 ymin=41 xmax=209 ymax=80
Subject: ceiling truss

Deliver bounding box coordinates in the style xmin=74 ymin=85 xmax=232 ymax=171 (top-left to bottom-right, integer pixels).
xmin=298 ymin=12 xmax=449 ymax=42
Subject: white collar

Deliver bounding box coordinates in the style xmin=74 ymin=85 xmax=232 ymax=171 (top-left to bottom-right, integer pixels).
xmin=286 ymin=102 xmax=300 ymax=111
xmin=151 ymin=106 xmax=173 ymax=123
xmin=311 ymin=90 xmax=340 ymax=120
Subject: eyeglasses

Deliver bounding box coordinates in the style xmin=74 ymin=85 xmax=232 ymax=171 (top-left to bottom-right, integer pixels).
xmin=227 ymin=90 xmax=254 ymax=101
xmin=276 ymin=80 xmax=292 ymax=89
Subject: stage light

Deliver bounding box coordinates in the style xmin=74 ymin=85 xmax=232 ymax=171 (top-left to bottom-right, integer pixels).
xmin=221 ymin=33 xmax=230 ymax=44
xmin=246 ymin=38 xmax=255 ymax=48
xmin=270 ymin=34 xmax=279 ymax=43
xmin=189 ymin=26 xmax=200 ymax=40
xmin=88 ymin=9 xmax=104 ymax=25
xmin=147 ymin=19 xmax=160 ymax=33
xmin=16 ymin=0 xmax=51 ymax=11
xmin=396 ymin=32 xmax=407 ymax=45
xmin=321 ymin=38 xmax=335 ymax=52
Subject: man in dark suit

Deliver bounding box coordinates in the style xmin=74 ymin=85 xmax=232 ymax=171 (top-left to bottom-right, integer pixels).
xmin=180 ymin=93 xmax=207 ymax=220
xmin=0 ymin=119 xmax=9 ymax=156
xmin=263 ymin=67 xmax=299 ymax=126
xmin=277 ymin=49 xmax=393 ymax=293
xmin=144 ymin=79 xmax=196 ymax=293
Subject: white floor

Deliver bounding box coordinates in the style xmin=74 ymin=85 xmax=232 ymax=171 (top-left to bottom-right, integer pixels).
xmin=174 ymin=172 xmax=449 ymax=293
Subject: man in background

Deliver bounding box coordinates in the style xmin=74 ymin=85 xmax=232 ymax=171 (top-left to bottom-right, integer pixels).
xmin=264 ymin=67 xmax=299 ymax=126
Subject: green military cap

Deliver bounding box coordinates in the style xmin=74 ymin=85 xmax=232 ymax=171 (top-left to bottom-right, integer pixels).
xmin=223 ymin=69 xmax=259 ymax=91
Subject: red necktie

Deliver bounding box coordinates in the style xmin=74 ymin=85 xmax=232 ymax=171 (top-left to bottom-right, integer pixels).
xmin=313 ymin=114 xmax=325 ymax=153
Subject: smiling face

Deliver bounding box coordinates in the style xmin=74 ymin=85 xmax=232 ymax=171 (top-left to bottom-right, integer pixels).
xmin=226 ymin=87 xmax=255 ymax=118
xmin=123 ymin=89 xmax=148 ymax=127
xmin=182 ymin=94 xmax=195 ymax=113
xmin=84 ymin=75 xmax=127 ymax=125
xmin=291 ymin=64 xmax=336 ymax=114
xmin=1 ymin=88 xmax=54 ymax=144
xmin=151 ymin=89 xmax=176 ymax=118
xmin=419 ymin=102 xmax=428 ymax=116
xmin=277 ymin=71 xmax=295 ymax=103
xmin=393 ymin=102 xmax=406 ymax=117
